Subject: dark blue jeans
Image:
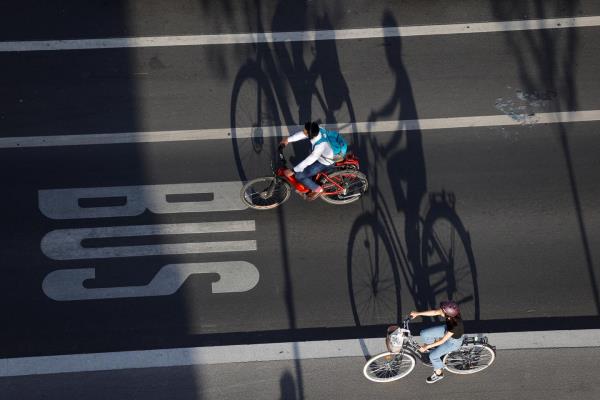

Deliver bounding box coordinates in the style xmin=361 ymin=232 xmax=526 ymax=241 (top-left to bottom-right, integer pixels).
xmin=295 ymin=161 xmax=330 ymax=191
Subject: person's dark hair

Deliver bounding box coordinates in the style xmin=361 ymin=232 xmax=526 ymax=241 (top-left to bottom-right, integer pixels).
xmin=304 ymin=121 xmax=311 ymax=133
xmin=308 ymin=122 xmax=320 ymax=138
xmin=446 ymin=314 xmax=462 ymax=330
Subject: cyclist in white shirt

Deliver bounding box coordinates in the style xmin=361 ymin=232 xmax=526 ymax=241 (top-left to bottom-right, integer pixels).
xmin=280 ymin=121 xmax=335 ymax=200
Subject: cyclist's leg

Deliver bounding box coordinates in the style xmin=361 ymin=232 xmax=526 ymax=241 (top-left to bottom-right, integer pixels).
xmin=429 ymin=338 xmax=463 ymax=371
xmin=419 ymin=325 xmax=446 ymax=345
xmin=295 ymin=161 xmax=329 ymax=191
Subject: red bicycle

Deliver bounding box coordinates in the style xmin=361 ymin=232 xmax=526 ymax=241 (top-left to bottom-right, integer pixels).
xmin=240 ymin=146 xmax=369 ymax=210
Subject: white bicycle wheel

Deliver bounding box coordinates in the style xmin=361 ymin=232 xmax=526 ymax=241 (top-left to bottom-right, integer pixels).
xmin=443 ymin=344 xmax=495 ymax=374
xmin=240 ymin=177 xmax=291 ymax=210
xmin=363 ymin=352 xmax=416 ymax=383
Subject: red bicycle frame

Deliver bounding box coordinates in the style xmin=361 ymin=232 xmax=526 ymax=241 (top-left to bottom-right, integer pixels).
xmin=275 ymin=153 xmax=361 ymax=195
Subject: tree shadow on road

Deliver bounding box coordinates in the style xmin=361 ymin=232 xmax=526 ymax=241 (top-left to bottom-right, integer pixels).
xmin=279 ymin=370 xmax=298 ymax=400
xmin=228 ymin=1 xmax=358 ymax=398
xmin=491 ymin=0 xmax=599 ymax=315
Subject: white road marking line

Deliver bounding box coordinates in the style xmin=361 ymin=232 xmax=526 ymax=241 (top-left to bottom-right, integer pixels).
xmin=41 ymin=221 xmax=257 ymax=260
xmin=2 ymin=110 xmax=600 ymax=149
xmin=42 ymin=262 xmax=260 ymax=301
xmin=2 ymin=16 xmax=600 ymax=52
xmin=1 ymin=329 xmax=598 ymax=377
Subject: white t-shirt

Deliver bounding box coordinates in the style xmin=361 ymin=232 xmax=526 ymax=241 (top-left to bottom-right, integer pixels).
xmin=287 ymin=131 xmax=335 ymax=172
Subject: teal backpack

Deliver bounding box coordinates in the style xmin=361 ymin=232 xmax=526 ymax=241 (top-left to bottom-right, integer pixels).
xmin=314 ymin=127 xmax=348 ymax=160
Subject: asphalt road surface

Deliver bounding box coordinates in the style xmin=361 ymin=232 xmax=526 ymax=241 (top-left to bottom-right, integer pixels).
xmin=2 ymin=348 xmax=599 ymax=400
xmin=1 ymin=1 xmax=599 ymax=393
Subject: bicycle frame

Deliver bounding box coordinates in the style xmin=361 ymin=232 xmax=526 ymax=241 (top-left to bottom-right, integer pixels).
xmin=387 ymin=317 xmax=493 ymax=367
xmin=387 ymin=318 xmax=429 ymax=365
xmin=273 ymin=147 xmax=361 ymax=196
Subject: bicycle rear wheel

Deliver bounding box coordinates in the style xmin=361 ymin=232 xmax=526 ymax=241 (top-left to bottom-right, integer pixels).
xmin=443 ymin=344 xmax=495 ymax=374
xmin=320 ymin=170 xmax=368 ymax=205
xmin=240 ymin=177 xmax=291 ymax=210
xmin=363 ymin=352 xmax=415 ymax=383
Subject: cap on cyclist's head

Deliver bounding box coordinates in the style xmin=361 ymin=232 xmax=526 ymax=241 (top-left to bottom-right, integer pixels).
xmin=440 ymin=300 xmax=460 ymax=317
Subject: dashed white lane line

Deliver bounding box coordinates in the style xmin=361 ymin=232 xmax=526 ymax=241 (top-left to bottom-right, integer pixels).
xmin=1 ymin=110 xmax=599 ymax=149
xmin=1 ymin=329 xmax=599 ymax=377
xmin=1 ymin=16 xmax=600 ymax=51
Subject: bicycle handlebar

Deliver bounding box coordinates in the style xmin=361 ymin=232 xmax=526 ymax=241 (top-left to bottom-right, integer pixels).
xmin=273 ymin=144 xmax=288 ymax=171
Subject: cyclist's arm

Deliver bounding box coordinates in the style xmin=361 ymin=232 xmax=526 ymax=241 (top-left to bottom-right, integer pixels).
xmin=283 ymin=131 xmax=307 ymax=145
xmin=410 ymin=309 xmax=444 ymax=318
xmin=293 ymin=144 xmax=325 ymax=173
xmin=422 ymin=331 xmax=454 ymax=351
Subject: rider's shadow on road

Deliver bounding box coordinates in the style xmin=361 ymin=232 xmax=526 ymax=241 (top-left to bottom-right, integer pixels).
xmin=229 ymin=0 xmax=357 ymax=175
xmin=311 ymin=14 xmax=352 ymax=125
xmin=277 ymin=12 xmax=357 ymax=166
xmin=371 ymin=10 xmax=427 ymax=223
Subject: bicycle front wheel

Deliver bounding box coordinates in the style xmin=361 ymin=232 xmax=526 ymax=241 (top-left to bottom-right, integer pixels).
xmin=420 ymin=193 xmax=480 ymax=320
xmin=320 ymin=170 xmax=368 ymax=205
xmin=347 ymin=214 xmax=401 ymax=326
xmin=443 ymin=344 xmax=495 ymax=374
xmin=240 ymin=177 xmax=291 ymax=210
xmin=363 ymin=352 xmax=415 ymax=383
xmin=230 ymin=62 xmax=282 ymax=182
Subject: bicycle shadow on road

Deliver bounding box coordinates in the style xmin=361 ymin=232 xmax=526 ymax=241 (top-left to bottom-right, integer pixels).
xmin=346 ymin=10 xmax=480 ymax=353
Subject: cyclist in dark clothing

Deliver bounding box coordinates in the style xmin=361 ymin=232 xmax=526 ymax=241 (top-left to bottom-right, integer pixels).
xmin=409 ymin=300 xmax=464 ymax=384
